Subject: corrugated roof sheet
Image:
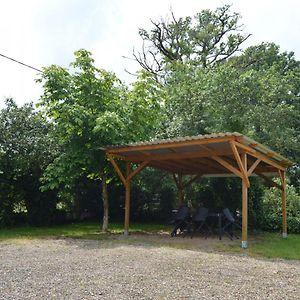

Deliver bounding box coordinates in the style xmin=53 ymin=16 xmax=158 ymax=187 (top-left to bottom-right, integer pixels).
xmin=104 ymin=132 xmax=242 ymax=149
xmin=104 ymin=132 xmax=293 ymax=167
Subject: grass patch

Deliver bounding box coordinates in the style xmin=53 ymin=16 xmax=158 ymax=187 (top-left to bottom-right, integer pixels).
xmin=217 ymin=232 xmax=300 ymax=260
xmin=0 ymin=222 xmax=172 ymax=240
xmin=1 ymin=223 xmax=299 ymax=260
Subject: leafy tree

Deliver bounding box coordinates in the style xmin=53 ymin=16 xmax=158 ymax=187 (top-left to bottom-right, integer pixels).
xmin=134 ymin=5 xmax=250 ymax=80
xmin=157 ymin=43 xmax=300 ymax=162
xmin=37 ymin=49 xmax=161 ymax=231
xmin=0 ymin=99 xmax=58 ymax=226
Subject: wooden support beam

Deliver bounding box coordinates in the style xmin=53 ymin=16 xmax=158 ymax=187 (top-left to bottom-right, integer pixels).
xmin=241 ymin=153 xmax=248 ymax=249
xmin=195 ymin=157 xmax=228 ymax=173
xmin=211 ymin=156 xmax=242 ymax=178
xmin=199 ymin=144 xmax=243 ymax=178
xmin=278 ymin=170 xmax=287 ymax=238
xmin=107 ymin=154 xmax=126 ymax=186
xmin=247 ymin=159 xmax=261 ymax=176
xmin=124 ymin=162 xmax=131 ymax=236
xmin=234 ymin=141 xmax=285 ymax=171
xmin=127 ymin=161 xmax=149 ymax=182
xmin=121 ymin=148 xmax=234 ymax=163
xmin=230 ymin=141 xmax=250 ymax=187
xmin=108 ymin=136 xmax=235 ymax=154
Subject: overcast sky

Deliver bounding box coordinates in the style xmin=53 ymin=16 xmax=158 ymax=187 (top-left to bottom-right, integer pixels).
xmin=0 ymin=0 xmax=299 ymax=107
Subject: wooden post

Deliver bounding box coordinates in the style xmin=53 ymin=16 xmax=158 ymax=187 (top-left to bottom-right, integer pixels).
xmin=124 ymin=162 xmax=131 ymax=236
xmin=241 ymin=153 xmax=248 ymax=249
xmin=280 ymin=171 xmax=287 ymax=238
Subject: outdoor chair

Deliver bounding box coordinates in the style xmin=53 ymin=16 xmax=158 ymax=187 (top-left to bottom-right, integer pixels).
xmin=221 ymin=208 xmax=242 ymax=240
xmin=170 ymin=205 xmax=191 ymax=237
xmin=190 ymin=207 xmax=212 ymax=239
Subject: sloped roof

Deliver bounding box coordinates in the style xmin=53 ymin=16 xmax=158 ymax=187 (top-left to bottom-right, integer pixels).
xmin=105 ymin=132 xmax=292 ymax=176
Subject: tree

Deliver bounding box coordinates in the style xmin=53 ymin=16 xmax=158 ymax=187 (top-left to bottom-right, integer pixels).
xmin=37 ymin=49 xmax=161 ymax=231
xmin=0 ymin=99 xmax=58 ymax=226
xmin=156 ymin=43 xmax=300 ymax=163
xmin=134 ymin=5 xmax=250 ymax=80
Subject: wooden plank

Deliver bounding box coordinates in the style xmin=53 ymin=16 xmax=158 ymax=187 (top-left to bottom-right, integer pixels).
xmin=127 ymin=161 xmax=149 ymax=182
xmin=279 ymin=170 xmax=287 ymax=237
xmin=107 ymin=154 xmax=126 ymax=186
xmin=148 ymin=161 xmax=182 ymax=173
xmin=106 ymin=152 xmax=128 ymax=160
xmin=241 ymin=153 xmax=248 ymax=249
xmin=247 ymin=159 xmax=261 ymax=176
xmin=197 ymin=145 xmax=243 ymax=178
xmin=278 ymin=169 xmax=284 ymax=184
xmin=234 ymin=141 xmax=285 ymax=171
xmin=174 ymin=159 xmax=217 ymax=174
xmin=230 ymin=141 xmax=250 ymax=187
xmin=108 ymin=136 xmax=235 ymax=154
xmin=160 ymin=160 xmax=193 ymax=173
xmin=195 ymin=157 xmax=228 ymax=172
xmin=211 ymin=156 xmax=242 ymax=178
xmin=122 ymin=148 xmax=235 ymax=163
xmin=231 ymin=140 xmax=256 ymax=154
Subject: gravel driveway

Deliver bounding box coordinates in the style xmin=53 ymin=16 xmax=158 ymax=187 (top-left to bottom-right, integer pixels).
xmin=0 ymin=238 xmax=299 ymax=300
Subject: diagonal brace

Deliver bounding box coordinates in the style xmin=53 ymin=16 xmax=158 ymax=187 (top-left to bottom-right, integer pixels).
xmin=230 ymin=141 xmax=250 ymax=187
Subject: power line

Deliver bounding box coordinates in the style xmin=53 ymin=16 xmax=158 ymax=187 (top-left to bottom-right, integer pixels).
xmin=0 ymin=53 xmax=42 ymax=73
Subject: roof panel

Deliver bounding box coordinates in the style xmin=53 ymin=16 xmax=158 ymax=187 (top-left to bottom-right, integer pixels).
xmin=105 ymin=132 xmax=293 ymax=175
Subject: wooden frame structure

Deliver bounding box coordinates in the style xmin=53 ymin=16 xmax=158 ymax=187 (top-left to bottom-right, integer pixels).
xmin=104 ymin=132 xmax=293 ymax=248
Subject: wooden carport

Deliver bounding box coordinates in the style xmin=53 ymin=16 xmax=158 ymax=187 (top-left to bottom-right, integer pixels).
xmin=104 ymin=132 xmax=293 ymax=248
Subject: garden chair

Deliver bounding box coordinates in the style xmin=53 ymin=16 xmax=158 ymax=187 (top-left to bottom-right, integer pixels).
xmin=170 ymin=205 xmax=191 ymax=237
xmin=190 ymin=207 xmax=212 ymax=239
xmin=222 ymin=208 xmax=242 ymax=240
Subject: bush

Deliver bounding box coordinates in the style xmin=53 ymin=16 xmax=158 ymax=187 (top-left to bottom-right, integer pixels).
xmin=262 ymin=183 xmax=300 ymax=233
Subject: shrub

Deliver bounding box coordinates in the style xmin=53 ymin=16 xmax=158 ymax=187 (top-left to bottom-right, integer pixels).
xmin=262 ymin=182 xmax=300 ymax=233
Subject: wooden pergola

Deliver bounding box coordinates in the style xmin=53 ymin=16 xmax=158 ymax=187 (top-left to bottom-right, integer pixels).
xmin=104 ymin=132 xmax=293 ymax=248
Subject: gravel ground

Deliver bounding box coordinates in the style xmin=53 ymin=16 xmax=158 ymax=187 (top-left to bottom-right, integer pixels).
xmin=0 ymin=238 xmax=299 ymax=300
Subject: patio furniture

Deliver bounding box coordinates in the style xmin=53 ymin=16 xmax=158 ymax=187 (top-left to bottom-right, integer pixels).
xmin=170 ymin=205 xmax=191 ymax=237
xmin=222 ymin=208 xmax=242 ymax=240
xmin=208 ymin=212 xmax=223 ymax=240
xmin=190 ymin=207 xmax=212 ymax=238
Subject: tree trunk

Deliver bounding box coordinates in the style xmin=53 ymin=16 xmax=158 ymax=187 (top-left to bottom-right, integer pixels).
xmin=101 ymin=172 xmax=109 ymax=232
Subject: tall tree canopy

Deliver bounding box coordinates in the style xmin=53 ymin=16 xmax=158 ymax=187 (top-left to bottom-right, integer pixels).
xmin=134 ymin=4 xmax=250 ymax=80
xmin=0 ymin=99 xmax=57 ymax=226
xmin=37 ymin=49 xmax=161 ymax=230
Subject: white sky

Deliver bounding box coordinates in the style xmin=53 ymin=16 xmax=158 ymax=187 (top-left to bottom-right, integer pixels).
xmin=0 ymin=0 xmax=299 ymax=107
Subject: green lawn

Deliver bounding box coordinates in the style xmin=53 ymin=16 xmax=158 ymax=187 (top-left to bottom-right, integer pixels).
xmin=0 ymin=222 xmax=172 ymax=240
xmin=1 ymin=222 xmax=299 ymax=260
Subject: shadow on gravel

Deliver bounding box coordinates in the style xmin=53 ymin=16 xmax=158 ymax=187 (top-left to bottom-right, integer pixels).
xmin=60 ymin=232 xmax=241 ymax=255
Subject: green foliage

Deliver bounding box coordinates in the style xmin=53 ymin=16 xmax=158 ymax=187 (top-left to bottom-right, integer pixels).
xmin=136 ymin=5 xmax=250 ymax=79
xmin=262 ymin=183 xmax=300 ymax=233
xmin=0 ymin=99 xmax=58 ymax=226
xmin=37 ymin=49 xmax=161 ymax=191
xmin=0 ymin=222 xmax=172 ymax=240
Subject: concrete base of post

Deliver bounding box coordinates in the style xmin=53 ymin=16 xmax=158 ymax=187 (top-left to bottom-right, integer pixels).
xmin=241 ymin=240 xmax=248 ymax=249
xmin=124 ymin=230 xmax=129 ymax=237
xmin=282 ymin=232 xmax=288 ymax=238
